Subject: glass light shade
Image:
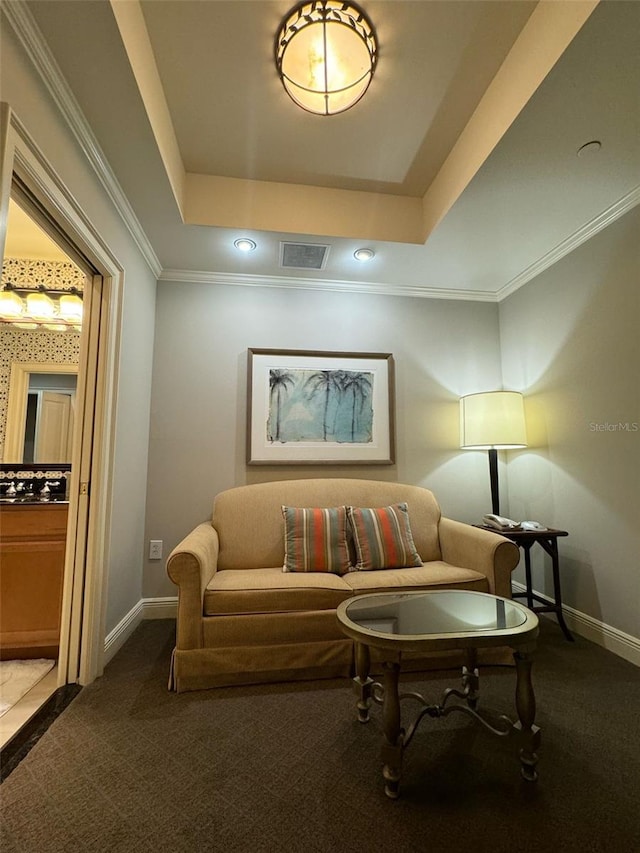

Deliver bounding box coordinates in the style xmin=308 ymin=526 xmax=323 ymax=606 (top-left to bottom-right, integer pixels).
xmin=58 ymin=293 xmax=83 ymax=322
xmin=460 ymin=391 xmax=527 ymax=449
xmin=0 ymin=289 xmax=25 ymax=319
xmin=26 ymin=291 xmax=56 ymax=320
xmin=276 ymin=1 xmax=377 ymax=116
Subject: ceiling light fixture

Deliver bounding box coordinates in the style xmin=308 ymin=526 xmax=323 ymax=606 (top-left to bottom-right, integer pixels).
xmin=354 ymin=247 xmax=375 ymax=261
xmin=0 ymin=283 xmax=83 ymax=329
xmin=275 ymin=1 xmax=378 ymax=117
xmin=234 ymin=238 xmax=257 ymax=253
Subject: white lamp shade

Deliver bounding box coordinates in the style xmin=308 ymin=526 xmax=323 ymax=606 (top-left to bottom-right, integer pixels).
xmin=460 ymin=391 xmax=527 ymax=449
xmin=58 ymin=293 xmax=83 ymax=321
xmin=26 ymin=291 xmax=56 ymax=320
xmin=0 ymin=289 xmax=25 ymax=319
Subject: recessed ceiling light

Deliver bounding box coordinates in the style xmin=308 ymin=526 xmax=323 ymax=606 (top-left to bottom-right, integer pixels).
xmin=577 ymin=140 xmax=602 ymax=157
xmin=234 ymin=238 xmax=257 ymax=252
xmin=354 ymin=248 xmax=375 ymax=262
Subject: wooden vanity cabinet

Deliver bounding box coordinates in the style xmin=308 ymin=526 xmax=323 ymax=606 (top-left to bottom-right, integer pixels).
xmin=0 ymin=502 xmax=68 ymax=659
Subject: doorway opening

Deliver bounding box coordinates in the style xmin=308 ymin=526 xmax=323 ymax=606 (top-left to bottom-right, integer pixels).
xmin=0 ymin=195 xmax=91 ymax=747
xmin=1 ymin=107 xmax=122 ymax=754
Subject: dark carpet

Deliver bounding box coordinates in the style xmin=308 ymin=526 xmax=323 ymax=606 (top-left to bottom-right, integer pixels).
xmin=1 ymin=618 xmax=639 ymax=853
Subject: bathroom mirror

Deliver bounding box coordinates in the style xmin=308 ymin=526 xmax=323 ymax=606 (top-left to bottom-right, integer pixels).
xmin=3 ymin=362 xmax=77 ymax=464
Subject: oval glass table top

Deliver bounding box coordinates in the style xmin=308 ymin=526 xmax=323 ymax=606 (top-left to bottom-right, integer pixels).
xmin=338 ymin=590 xmax=538 ymax=642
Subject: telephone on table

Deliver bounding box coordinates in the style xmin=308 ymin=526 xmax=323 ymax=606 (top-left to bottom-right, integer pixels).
xmin=483 ymin=514 xmax=521 ymax=530
xmin=483 ymin=514 xmax=547 ymax=532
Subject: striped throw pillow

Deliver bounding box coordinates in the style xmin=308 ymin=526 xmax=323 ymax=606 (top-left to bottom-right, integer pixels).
xmin=347 ymin=503 xmax=422 ymax=571
xmin=282 ymin=506 xmax=353 ymax=575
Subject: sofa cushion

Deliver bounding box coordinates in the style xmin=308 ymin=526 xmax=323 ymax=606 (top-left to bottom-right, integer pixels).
xmin=342 ymin=561 xmax=488 ymax=593
xmin=282 ymin=506 xmax=352 ymax=575
xmin=347 ymin=503 xmax=422 ymax=571
xmin=212 ymin=479 xmax=443 ymax=569
xmin=204 ymin=568 xmax=352 ymax=615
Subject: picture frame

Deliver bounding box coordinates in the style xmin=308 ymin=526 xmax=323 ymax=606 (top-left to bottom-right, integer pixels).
xmin=247 ymin=348 xmax=395 ymax=465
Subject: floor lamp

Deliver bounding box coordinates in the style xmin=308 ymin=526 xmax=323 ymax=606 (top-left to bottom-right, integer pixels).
xmin=459 ymin=391 xmax=527 ymax=516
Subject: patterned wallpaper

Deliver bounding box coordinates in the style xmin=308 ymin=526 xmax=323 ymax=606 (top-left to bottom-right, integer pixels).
xmin=2 ymin=257 xmax=85 ymax=292
xmin=0 ymin=259 xmax=83 ymax=461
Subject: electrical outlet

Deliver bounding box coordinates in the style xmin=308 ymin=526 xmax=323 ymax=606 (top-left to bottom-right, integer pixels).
xmin=149 ymin=540 xmax=163 ymax=561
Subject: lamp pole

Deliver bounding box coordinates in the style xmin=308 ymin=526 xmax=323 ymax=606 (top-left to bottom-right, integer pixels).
xmin=488 ymin=448 xmax=500 ymax=515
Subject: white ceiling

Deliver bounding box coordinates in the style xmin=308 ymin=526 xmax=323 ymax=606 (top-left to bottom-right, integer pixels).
xmin=9 ymin=0 xmax=640 ymax=300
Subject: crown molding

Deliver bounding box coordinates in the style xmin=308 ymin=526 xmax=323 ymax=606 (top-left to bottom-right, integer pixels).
xmin=2 ymin=0 xmax=162 ymax=278
xmin=158 ymin=268 xmax=498 ymax=302
xmin=496 ymin=185 xmax=640 ymax=301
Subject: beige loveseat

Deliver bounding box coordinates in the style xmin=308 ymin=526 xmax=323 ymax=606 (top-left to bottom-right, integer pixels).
xmin=167 ymin=479 xmax=519 ymax=693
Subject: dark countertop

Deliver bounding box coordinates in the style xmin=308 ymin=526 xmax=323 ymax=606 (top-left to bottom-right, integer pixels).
xmin=0 ymin=498 xmax=69 ymax=507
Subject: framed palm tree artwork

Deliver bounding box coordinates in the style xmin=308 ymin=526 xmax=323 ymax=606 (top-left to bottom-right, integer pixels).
xmin=247 ymin=349 xmax=395 ymax=465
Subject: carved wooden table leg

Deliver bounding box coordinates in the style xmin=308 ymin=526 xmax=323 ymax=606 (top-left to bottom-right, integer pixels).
xmin=353 ymin=642 xmax=373 ymax=723
xmin=463 ymin=647 xmax=479 ymax=709
xmin=514 ymin=649 xmax=541 ymax=781
xmin=380 ymin=660 xmax=403 ymax=799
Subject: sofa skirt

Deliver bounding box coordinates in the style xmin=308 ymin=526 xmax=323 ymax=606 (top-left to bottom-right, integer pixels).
xmin=169 ymin=639 xmax=514 ymax=693
xmin=170 ymin=637 xmax=353 ymax=693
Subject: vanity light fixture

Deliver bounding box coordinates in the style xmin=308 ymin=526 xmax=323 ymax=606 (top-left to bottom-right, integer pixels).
xmin=58 ymin=293 xmax=84 ymax=321
xmin=26 ymin=290 xmax=56 ymax=320
xmin=354 ymin=247 xmax=375 ymax=261
xmin=234 ymin=238 xmax=257 ymax=253
xmin=0 ymin=287 xmax=24 ymax=319
xmin=275 ymin=1 xmax=378 ymax=116
xmin=0 ymin=283 xmax=83 ymax=329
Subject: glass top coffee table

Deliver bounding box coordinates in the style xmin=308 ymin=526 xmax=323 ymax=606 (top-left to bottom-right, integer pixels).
xmin=336 ymin=589 xmax=540 ymax=799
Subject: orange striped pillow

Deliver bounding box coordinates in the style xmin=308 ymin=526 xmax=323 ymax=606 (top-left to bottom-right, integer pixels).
xmin=282 ymin=506 xmax=353 ymax=575
xmin=347 ymin=503 xmax=422 ymax=571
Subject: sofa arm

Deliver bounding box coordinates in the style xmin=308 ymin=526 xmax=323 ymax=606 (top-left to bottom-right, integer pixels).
xmin=167 ymin=522 xmax=219 ymax=650
xmin=438 ymin=517 xmax=520 ymax=598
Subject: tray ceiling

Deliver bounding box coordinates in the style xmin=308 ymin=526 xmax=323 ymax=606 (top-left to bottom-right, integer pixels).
xmin=5 ymin=0 xmax=640 ymax=299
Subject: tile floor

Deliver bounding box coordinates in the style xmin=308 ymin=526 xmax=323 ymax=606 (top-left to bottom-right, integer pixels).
xmin=0 ymin=666 xmax=59 ymax=750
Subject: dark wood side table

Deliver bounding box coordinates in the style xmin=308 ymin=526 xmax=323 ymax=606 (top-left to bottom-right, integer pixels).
xmin=478 ymin=526 xmax=574 ymax=641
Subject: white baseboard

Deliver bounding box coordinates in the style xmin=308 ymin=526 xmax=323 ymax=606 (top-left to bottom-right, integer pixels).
xmin=511 ymin=581 xmax=640 ymax=667
xmin=103 ymin=599 xmax=144 ymax=665
xmin=102 ymin=597 xmax=177 ymax=664
xmin=141 ymin=596 xmax=178 ymax=620
xmin=105 ymin=592 xmax=639 ymax=669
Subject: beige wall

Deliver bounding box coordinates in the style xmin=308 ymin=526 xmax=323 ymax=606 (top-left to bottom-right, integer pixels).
xmin=147 ymin=209 xmax=640 ymax=650
xmin=143 ymin=283 xmax=503 ymax=599
xmin=1 ymin=23 xmax=157 ymax=636
xmin=5 ymin=0 xmax=635 ymax=654
xmin=499 ymin=205 xmax=640 ymax=640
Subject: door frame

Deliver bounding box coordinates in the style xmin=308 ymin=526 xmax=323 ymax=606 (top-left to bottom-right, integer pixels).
xmin=1 ymin=103 xmax=123 ymax=685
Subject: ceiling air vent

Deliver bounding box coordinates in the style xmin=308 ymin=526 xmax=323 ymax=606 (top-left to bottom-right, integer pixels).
xmin=280 ymin=242 xmax=330 ymax=271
